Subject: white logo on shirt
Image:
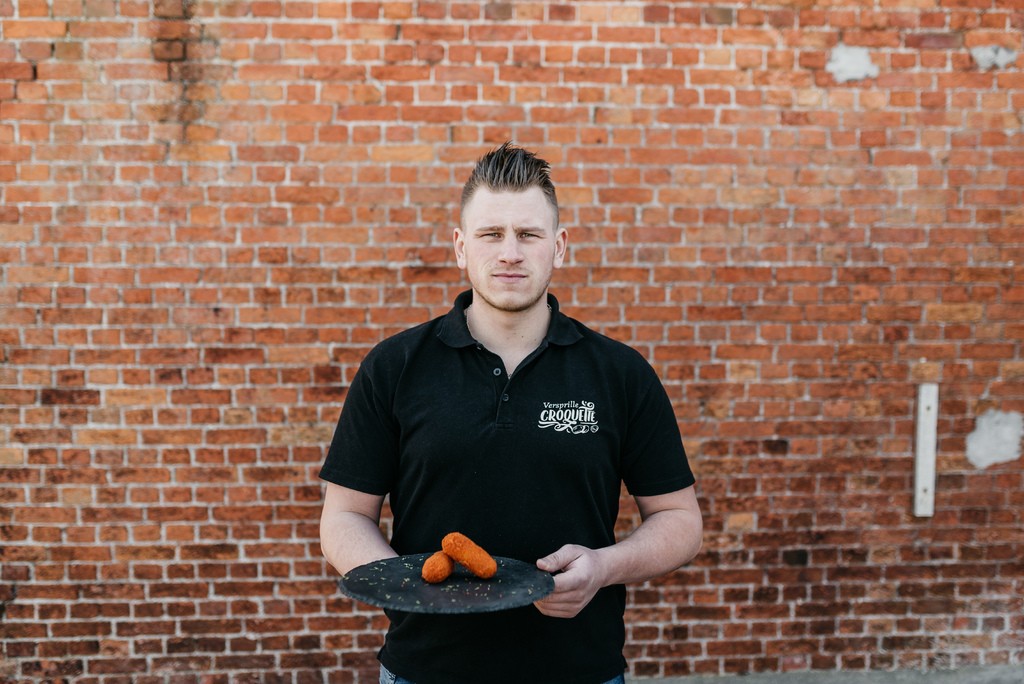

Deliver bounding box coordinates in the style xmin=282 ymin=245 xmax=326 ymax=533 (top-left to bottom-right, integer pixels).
xmin=538 ymin=400 xmax=599 ymax=434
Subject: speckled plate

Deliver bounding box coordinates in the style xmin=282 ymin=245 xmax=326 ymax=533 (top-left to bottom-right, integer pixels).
xmin=338 ymin=553 xmax=555 ymax=614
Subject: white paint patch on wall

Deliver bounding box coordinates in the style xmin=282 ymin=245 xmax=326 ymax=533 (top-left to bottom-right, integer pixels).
xmin=826 ymin=44 xmax=880 ymax=83
xmin=965 ymin=409 xmax=1024 ymax=469
xmin=970 ymin=46 xmax=1018 ymax=70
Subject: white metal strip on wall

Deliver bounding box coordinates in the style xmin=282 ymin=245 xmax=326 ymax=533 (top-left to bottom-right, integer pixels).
xmin=914 ymin=383 xmax=939 ymax=517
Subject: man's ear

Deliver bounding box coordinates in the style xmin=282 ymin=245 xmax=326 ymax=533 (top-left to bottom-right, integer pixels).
xmin=453 ymin=226 xmax=466 ymax=269
xmin=553 ymin=227 xmax=568 ymax=268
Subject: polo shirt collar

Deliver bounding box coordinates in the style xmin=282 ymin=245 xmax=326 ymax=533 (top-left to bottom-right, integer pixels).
xmin=437 ymin=290 xmax=583 ymax=349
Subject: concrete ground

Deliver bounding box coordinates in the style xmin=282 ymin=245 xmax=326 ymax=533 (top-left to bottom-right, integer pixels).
xmin=631 ymin=665 xmax=1021 ymax=684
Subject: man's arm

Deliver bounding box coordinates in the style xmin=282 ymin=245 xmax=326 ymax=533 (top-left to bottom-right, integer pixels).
xmin=319 ymin=482 xmax=398 ymax=576
xmin=534 ymin=485 xmax=702 ymax=618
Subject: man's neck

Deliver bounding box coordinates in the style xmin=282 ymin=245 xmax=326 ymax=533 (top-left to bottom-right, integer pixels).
xmin=465 ymin=296 xmax=551 ymax=374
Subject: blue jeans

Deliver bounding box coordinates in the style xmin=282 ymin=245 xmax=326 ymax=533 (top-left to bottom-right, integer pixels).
xmin=380 ymin=664 xmax=625 ymax=684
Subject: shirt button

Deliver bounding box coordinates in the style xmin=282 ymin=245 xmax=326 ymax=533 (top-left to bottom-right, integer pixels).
xmin=502 ymin=394 xmax=509 ymax=402
xmin=493 ymin=368 xmax=501 ymax=376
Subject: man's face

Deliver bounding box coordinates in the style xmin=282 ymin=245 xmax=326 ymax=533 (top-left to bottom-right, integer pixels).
xmin=455 ymin=186 xmax=567 ymax=315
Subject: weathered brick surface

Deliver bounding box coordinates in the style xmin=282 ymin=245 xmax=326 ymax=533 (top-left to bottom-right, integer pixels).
xmin=1 ymin=0 xmax=1022 ymax=681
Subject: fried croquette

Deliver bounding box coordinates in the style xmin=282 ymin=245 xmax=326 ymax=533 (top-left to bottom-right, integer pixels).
xmin=421 ymin=550 xmax=454 ymax=583
xmin=441 ymin=532 xmax=497 ymax=579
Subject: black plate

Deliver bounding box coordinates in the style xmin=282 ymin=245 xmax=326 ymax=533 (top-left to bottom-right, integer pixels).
xmin=338 ymin=553 xmax=555 ymax=614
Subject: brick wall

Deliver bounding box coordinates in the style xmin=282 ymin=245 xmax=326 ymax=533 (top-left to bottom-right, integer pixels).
xmin=2 ymin=0 xmax=1022 ymax=681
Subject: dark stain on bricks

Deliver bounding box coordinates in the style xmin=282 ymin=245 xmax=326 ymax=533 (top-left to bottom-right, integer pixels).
xmin=783 ymin=549 xmax=810 ymax=566
xmin=705 ymin=7 xmax=735 ymax=25
xmin=0 ymin=583 xmax=17 ymax=619
xmin=153 ymin=0 xmax=218 ymax=135
xmin=905 ymin=32 xmax=964 ymax=50
xmin=40 ymin=388 xmax=101 ymax=405
xmin=485 ymin=3 xmax=514 ymax=21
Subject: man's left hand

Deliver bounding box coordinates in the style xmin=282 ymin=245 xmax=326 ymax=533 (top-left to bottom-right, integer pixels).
xmin=533 ymin=544 xmax=607 ymax=618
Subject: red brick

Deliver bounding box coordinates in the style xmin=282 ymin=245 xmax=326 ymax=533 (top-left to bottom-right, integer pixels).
xmin=39 ymin=389 xmax=100 ymax=405
xmin=3 ymin=20 xmax=69 ymax=38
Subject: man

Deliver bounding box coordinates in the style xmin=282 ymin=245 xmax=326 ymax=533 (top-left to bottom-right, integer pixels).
xmin=319 ymin=142 xmax=702 ymax=684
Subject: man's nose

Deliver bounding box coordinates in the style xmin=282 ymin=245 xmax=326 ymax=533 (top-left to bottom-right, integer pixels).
xmin=498 ymin=234 xmax=524 ymax=262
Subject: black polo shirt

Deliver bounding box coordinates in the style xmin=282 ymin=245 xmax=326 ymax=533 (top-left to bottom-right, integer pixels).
xmin=321 ymin=290 xmax=694 ymax=684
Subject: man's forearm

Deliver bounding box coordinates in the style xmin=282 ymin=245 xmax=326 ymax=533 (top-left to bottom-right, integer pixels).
xmin=533 ymin=497 xmax=702 ymax=619
xmin=598 ymin=507 xmax=702 ymax=587
xmin=320 ymin=510 xmax=397 ymax=576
